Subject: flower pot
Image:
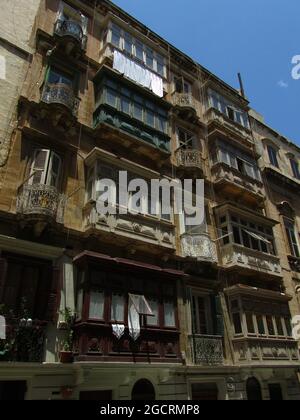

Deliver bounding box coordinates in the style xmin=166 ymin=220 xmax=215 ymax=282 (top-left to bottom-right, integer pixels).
xmin=59 ymin=351 xmax=73 ymax=363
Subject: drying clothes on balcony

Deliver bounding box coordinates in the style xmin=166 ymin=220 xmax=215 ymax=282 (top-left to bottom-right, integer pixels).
xmin=128 ymin=301 xmax=140 ymax=341
xmin=113 ymin=50 xmax=163 ymax=98
xmin=112 ymin=324 xmax=125 ymax=340
xmin=243 ymin=230 xmax=271 ymax=244
xmin=0 ymin=315 xmax=6 ymax=340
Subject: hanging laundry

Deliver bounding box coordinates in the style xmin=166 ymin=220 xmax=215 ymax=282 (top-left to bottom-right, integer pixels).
xmin=128 ymin=301 xmax=140 ymax=341
xmin=112 ymin=324 xmax=125 ymax=340
xmin=113 ymin=50 xmax=163 ymax=98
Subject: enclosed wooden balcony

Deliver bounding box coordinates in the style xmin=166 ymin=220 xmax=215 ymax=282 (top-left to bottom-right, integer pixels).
xmin=220 ymin=243 xmax=282 ymax=279
xmin=211 ymin=162 xmax=264 ymax=206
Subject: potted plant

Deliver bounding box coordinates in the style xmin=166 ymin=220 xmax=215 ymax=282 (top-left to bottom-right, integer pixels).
xmin=59 ymin=307 xmax=74 ymax=363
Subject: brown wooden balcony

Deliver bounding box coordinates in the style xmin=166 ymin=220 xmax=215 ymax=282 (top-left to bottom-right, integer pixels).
xmin=41 ymin=83 xmax=80 ymax=116
xmin=181 ymin=233 xmax=218 ymax=263
xmin=16 ymin=184 xmax=65 ymax=224
xmin=54 ymin=19 xmax=87 ymax=51
xmin=189 ymin=334 xmax=224 ymax=365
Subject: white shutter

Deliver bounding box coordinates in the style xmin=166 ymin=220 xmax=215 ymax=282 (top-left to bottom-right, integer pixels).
xmin=47 ymin=152 xmax=62 ymax=188
xmin=29 ymin=149 xmax=50 ymax=185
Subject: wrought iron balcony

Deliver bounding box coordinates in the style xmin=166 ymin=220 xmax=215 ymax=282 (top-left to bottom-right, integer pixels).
xmin=190 ymin=335 xmax=224 ymax=365
xmin=0 ymin=319 xmax=46 ymax=363
xmin=16 ymin=184 xmax=65 ymax=224
xmin=41 ymin=83 xmax=80 ymax=116
xmin=181 ymin=233 xmax=217 ymax=262
xmin=175 ymin=149 xmax=203 ymax=170
xmin=173 ymin=92 xmax=196 ymax=111
xmin=54 ymin=19 xmax=87 ymax=50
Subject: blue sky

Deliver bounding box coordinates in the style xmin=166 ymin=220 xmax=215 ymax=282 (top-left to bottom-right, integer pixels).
xmin=112 ymin=0 xmax=299 ymax=145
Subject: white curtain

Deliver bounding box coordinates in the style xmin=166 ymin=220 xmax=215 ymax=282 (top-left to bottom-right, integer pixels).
xmin=164 ymin=302 xmax=176 ymax=327
xmin=89 ymin=291 xmax=104 ymax=319
xmin=111 ymin=294 xmax=124 ymax=322
xmin=113 ymin=50 xmax=163 ymax=98
xmin=0 ymin=316 xmax=6 ymax=340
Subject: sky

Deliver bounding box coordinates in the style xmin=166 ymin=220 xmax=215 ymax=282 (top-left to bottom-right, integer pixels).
xmin=111 ymin=0 xmax=300 ymax=145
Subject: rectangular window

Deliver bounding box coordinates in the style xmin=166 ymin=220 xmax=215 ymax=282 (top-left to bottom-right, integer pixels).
xmin=267 ymin=145 xmax=279 ymax=168
xmin=284 ymin=318 xmax=292 ymax=337
xmin=275 ymin=317 xmax=284 ymax=336
xmin=135 ymin=39 xmax=144 ymax=61
xmin=266 ymin=315 xmax=275 ymax=336
xmin=146 ymin=48 xmax=154 ymax=69
xmin=233 ymin=312 xmax=242 ymax=334
xmin=106 ymin=88 xmax=117 ymax=107
xmin=285 ymin=220 xmax=300 ymax=258
xmin=111 ymin=24 xmax=121 ymax=47
xmin=146 ymin=299 xmax=159 ymax=326
xmin=246 ymin=313 xmax=255 ymax=334
xmin=256 ymin=315 xmax=265 ymax=335
xmin=164 ymin=301 xmax=176 ymax=327
xmin=89 ymin=291 xmax=105 ymax=320
xmin=290 ymin=159 xmax=300 ymax=179
xmin=156 ymin=54 xmax=165 ymax=77
xmin=111 ymin=293 xmax=125 ymax=322
xmin=48 ymin=68 xmax=73 ymax=87
xmin=146 ymin=109 xmax=155 ymax=127
xmin=124 ymin=32 xmax=133 ymax=55
xmin=120 ymin=96 xmax=130 ymax=114
xmin=133 ymin=103 xmax=143 ymax=121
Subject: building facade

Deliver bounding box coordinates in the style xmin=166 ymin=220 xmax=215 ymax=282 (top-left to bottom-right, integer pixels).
xmin=0 ymin=0 xmax=299 ymax=400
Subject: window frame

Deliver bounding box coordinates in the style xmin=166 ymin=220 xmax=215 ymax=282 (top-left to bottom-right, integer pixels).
xmin=29 ymin=149 xmax=62 ymax=189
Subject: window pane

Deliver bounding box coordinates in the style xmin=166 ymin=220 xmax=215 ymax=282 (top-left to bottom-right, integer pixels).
xmin=135 ymin=40 xmax=144 ymax=61
xmin=106 ymin=88 xmax=117 ymax=107
xmin=111 ymin=294 xmax=124 ymax=322
xmin=267 ymin=145 xmax=278 ymax=168
xmin=156 ymin=54 xmax=164 ymax=76
xmin=147 ymin=299 xmax=159 ymax=326
xmin=233 ymin=312 xmax=242 ymax=334
xmin=146 ymin=109 xmax=155 ymax=127
xmin=120 ymin=96 xmax=130 ymax=114
xmin=124 ymin=33 xmax=133 ymax=55
xmin=164 ymin=301 xmax=176 ymax=327
xmin=246 ymin=313 xmax=255 ymax=334
xmin=157 ymin=116 xmax=167 ymax=133
xmin=266 ymin=315 xmax=275 ymax=336
xmin=284 ymin=318 xmax=292 ymax=336
xmin=257 ymin=315 xmax=265 ymax=334
xmin=233 ymin=226 xmax=241 ymax=244
xmin=146 ymin=48 xmax=154 ymax=68
xmin=275 ymin=317 xmax=284 ymax=336
xmin=89 ymin=291 xmax=104 ymax=319
xmin=111 ymin=25 xmax=121 ymax=47
xmin=133 ymin=103 xmax=143 ymax=120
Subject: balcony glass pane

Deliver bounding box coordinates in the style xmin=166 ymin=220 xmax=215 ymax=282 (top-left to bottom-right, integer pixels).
xmin=89 ymin=291 xmax=104 ymax=320
xmin=164 ymin=301 xmax=176 ymax=327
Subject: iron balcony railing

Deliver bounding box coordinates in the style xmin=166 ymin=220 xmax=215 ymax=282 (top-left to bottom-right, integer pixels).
xmin=54 ymin=19 xmax=87 ymax=50
xmin=181 ymin=233 xmax=218 ymax=262
xmin=16 ymin=184 xmax=66 ymax=224
xmin=0 ymin=319 xmax=46 ymax=363
xmin=41 ymin=82 xmax=80 ymax=116
xmin=172 ymin=92 xmax=196 ymax=111
xmin=190 ymin=334 xmax=224 ymax=365
xmin=176 ymin=149 xmax=203 ymax=170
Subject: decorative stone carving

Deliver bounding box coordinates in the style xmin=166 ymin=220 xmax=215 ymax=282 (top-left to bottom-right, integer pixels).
xmin=181 ymin=233 xmax=217 ymax=262
xmin=190 ymin=335 xmax=223 ymax=365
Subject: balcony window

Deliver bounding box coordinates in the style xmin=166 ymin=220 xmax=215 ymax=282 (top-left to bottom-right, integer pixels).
xmin=174 ymin=76 xmax=191 ymax=94
xmin=267 ymin=145 xmax=279 ymax=168
xmin=86 ymin=160 xmax=173 ymax=222
xmin=95 ymin=77 xmax=168 ymax=135
xmin=111 ymin=293 xmax=125 ymax=323
xmin=213 ymin=142 xmax=261 ymax=181
xmin=176 ymin=127 xmax=198 ymax=150
xmin=89 ymin=291 xmax=105 ymax=320
xmin=146 ymin=299 xmax=159 ymax=327
xmin=230 ymin=298 xmax=293 ymax=339
xmin=208 ymin=89 xmax=249 ymax=129
xmin=290 ymin=158 xmax=300 ymax=179
xmin=163 ymin=301 xmax=176 ymax=327
xmin=219 ymin=213 xmax=275 ymax=254
xmin=106 ymin=23 xmax=166 ymax=77
xmin=285 ymin=220 xmax=300 ymax=258
xmin=192 ymin=295 xmax=211 ymax=335
xmin=29 ymin=149 xmax=62 ymax=188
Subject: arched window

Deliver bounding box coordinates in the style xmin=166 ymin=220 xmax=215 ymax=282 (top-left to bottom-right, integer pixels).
xmin=132 ymin=379 xmax=155 ymax=401
xmin=246 ymin=377 xmax=262 ymax=400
